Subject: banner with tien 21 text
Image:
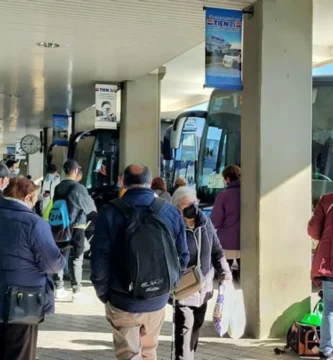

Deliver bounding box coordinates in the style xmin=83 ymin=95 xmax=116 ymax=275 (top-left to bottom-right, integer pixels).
xmin=95 ymin=84 xmax=118 ymax=129
xmin=205 ymin=7 xmax=243 ymax=90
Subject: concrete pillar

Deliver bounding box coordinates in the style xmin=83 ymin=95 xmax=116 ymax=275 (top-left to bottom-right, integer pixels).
xmin=241 ymin=0 xmax=313 ymax=338
xmin=120 ymin=69 xmax=165 ymax=177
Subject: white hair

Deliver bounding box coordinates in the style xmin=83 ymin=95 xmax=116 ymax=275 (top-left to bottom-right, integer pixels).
xmin=171 ymin=186 xmax=198 ymax=208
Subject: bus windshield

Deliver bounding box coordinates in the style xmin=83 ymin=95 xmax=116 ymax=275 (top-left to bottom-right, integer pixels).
xmin=196 ymin=77 xmax=333 ymax=207
xmin=312 ymin=77 xmax=333 ymax=204
xmin=196 ymin=91 xmax=241 ymax=204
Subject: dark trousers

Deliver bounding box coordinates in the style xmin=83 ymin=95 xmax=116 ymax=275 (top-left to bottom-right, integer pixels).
xmin=0 ymin=323 xmax=38 ymax=360
xmin=227 ymin=259 xmax=241 ymax=282
xmin=62 ymin=246 xmax=71 ymax=275
xmin=54 ymin=228 xmax=85 ymax=291
xmin=175 ymin=303 xmax=208 ymax=360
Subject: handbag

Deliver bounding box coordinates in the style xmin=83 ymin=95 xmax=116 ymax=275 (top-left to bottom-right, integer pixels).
xmin=0 ymin=261 xmax=45 ymax=325
xmin=174 ymin=228 xmax=205 ymax=300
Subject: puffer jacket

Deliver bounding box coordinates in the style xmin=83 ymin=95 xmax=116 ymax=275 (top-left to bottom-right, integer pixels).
xmin=178 ymin=210 xmax=232 ymax=308
xmin=308 ymin=193 xmax=333 ymax=284
xmin=0 ymin=197 xmax=65 ymax=317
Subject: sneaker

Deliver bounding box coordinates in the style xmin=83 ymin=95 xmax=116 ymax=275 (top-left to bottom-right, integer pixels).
xmin=72 ymin=288 xmax=82 ymax=299
xmin=320 ymin=352 xmax=333 ymax=360
xmin=55 ymin=288 xmax=69 ymax=299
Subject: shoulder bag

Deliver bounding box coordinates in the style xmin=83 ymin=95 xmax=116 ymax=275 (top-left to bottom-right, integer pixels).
xmin=0 ymin=260 xmax=45 ymax=325
xmin=174 ymin=227 xmax=206 ymax=301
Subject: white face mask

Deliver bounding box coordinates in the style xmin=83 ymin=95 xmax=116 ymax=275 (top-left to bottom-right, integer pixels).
xmin=13 ymin=168 xmax=20 ymax=176
xmin=46 ymin=174 xmax=56 ymax=181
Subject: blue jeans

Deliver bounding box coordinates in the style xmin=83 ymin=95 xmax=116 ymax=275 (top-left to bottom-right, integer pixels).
xmin=321 ymin=281 xmax=333 ymax=354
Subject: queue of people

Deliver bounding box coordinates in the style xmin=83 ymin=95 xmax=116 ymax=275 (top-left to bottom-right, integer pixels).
xmin=3 ymin=155 xmax=333 ymax=360
xmin=0 ymin=160 xmax=241 ymax=360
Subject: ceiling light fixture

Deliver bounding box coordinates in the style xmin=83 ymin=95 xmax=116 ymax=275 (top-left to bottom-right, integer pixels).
xmin=37 ymin=42 xmax=60 ymax=49
xmin=8 ymin=94 xmax=20 ymax=98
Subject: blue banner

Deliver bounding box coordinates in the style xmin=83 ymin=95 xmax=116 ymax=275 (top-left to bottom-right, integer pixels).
xmin=53 ymin=114 xmax=69 ymax=146
xmin=205 ymin=7 xmax=243 ymax=90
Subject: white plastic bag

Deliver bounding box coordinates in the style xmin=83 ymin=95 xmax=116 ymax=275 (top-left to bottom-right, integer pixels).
xmin=213 ymin=281 xmax=235 ymax=337
xmin=228 ymin=289 xmax=246 ymax=339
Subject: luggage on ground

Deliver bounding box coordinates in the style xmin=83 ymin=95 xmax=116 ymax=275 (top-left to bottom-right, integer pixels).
xmin=274 ymin=298 xmax=323 ymax=357
xmin=274 ymin=322 xmax=320 ymax=357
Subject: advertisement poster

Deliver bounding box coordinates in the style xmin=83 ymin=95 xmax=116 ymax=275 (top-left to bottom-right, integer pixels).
xmin=205 ymin=7 xmax=243 ymax=90
xmin=15 ymin=140 xmax=26 ymax=160
xmin=95 ymin=84 xmax=117 ymax=129
xmin=53 ymin=114 xmax=69 ymax=146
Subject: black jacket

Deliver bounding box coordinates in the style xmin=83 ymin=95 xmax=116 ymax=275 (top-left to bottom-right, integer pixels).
xmin=177 ymin=210 xmax=232 ymax=308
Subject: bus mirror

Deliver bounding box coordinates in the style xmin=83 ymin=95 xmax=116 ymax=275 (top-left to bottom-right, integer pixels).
xmin=171 ymin=117 xmax=187 ymax=149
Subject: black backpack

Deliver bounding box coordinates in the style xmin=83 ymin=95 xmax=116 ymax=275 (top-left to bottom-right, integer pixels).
xmin=110 ymin=197 xmax=180 ymax=299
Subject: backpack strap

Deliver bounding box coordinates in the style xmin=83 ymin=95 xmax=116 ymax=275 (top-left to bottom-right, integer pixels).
xmin=110 ymin=198 xmax=135 ymax=220
xmin=150 ymin=198 xmax=166 ymax=214
xmin=40 ymin=179 xmax=44 ymax=194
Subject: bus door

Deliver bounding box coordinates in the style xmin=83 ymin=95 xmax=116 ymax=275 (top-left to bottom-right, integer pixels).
xmin=67 ymin=129 xmax=120 ymax=209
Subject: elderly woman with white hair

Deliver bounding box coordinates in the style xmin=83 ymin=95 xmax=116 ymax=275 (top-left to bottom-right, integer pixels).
xmin=171 ymin=186 xmax=232 ymax=360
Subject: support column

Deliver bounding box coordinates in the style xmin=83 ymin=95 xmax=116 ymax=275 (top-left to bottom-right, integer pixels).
xmin=241 ymin=0 xmax=313 ymax=338
xmin=120 ymin=68 xmax=165 ymax=176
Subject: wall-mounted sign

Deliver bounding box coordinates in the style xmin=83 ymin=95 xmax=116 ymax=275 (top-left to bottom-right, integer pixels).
xmin=95 ymin=84 xmax=117 ymax=129
xmin=53 ymin=114 xmax=69 ymax=146
xmin=205 ymin=7 xmax=243 ymax=90
xmin=6 ymin=146 xmax=15 ymax=155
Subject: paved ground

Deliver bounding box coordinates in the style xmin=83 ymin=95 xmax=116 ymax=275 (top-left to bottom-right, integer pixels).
xmin=36 ymin=265 xmax=299 ymax=360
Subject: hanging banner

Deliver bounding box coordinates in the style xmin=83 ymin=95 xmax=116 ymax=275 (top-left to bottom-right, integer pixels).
xmin=53 ymin=114 xmax=69 ymax=146
xmin=205 ymin=7 xmax=243 ymax=90
xmin=6 ymin=146 xmax=15 ymax=155
xmin=95 ymin=84 xmax=117 ymax=129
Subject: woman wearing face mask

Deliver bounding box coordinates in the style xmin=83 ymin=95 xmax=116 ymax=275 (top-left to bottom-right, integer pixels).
xmin=36 ymin=164 xmax=60 ymax=216
xmin=172 ymin=186 xmax=232 ymax=360
xmin=0 ymin=177 xmax=65 ymax=360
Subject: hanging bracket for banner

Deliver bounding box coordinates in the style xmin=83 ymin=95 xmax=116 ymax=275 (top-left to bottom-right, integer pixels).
xmin=242 ymin=6 xmax=254 ymax=17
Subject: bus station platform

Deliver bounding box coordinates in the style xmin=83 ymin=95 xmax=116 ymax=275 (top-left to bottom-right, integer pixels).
xmin=36 ymin=264 xmax=294 ymax=360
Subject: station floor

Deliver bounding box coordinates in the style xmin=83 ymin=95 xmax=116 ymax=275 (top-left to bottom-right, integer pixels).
xmin=36 ymin=263 xmax=297 ymax=360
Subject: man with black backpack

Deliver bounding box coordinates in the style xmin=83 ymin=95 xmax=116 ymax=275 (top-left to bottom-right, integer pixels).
xmin=91 ymin=164 xmax=189 ymax=360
